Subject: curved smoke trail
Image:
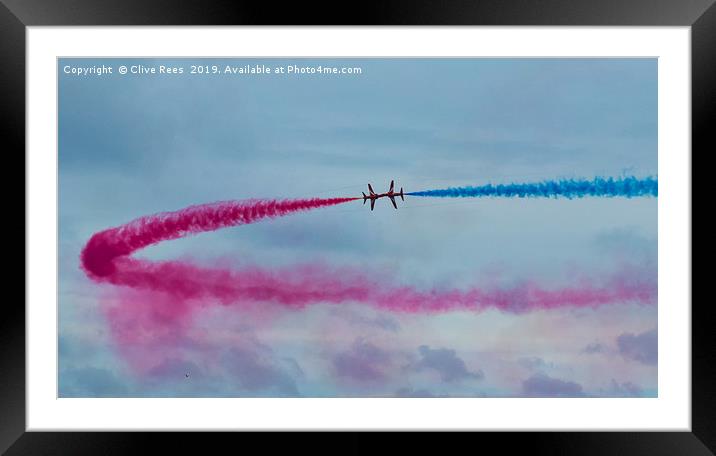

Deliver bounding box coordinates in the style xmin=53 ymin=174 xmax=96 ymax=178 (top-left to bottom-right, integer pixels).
xmin=81 ymin=198 xmax=357 ymax=279
xmin=407 ymin=176 xmax=657 ymax=199
xmin=81 ymin=195 xmax=656 ymax=317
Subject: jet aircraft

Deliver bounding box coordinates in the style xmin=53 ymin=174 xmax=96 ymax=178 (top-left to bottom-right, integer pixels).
xmin=362 ymin=180 xmax=405 ymax=211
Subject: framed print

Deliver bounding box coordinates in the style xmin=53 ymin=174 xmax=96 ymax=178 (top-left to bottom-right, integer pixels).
xmin=6 ymin=0 xmax=711 ymax=453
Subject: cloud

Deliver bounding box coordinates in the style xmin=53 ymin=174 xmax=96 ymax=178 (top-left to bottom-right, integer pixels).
xmin=222 ymin=347 xmax=301 ymax=396
xmin=147 ymin=357 xmax=202 ymax=380
xmin=331 ymin=307 xmax=401 ymax=333
xmin=60 ymin=58 xmax=658 ymax=398
xmin=518 ymin=356 xmax=554 ymax=371
xmin=593 ymin=228 xmax=656 ymax=260
xmin=395 ymin=387 xmax=439 ymax=398
xmin=281 ymin=357 xmax=305 ymax=378
xmin=348 ymin=314 xmax=400 ymax=333
xmin=409 ymin=345 xmax=484 ymax=383
xmin=617 ymin=328 xmax=657 ymax=365
xmin=522 ymin=373 xmax=585 ymax=397
xmin=59 ymin=366 xmax=129 ymax=397
xmin=607 ymin=379 xmax=642 ymax=397
xmin=582 ymin=342 xmax=608 ymax=354
xmin=333 ymin=338 xmax=392 ymax=382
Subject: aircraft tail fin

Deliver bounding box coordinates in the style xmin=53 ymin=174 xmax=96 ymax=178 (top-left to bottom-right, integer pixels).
xmin=400 ymin=188 xmax=404 ymax=201
xmin=362 ymin=192 xmax=367 ymax=204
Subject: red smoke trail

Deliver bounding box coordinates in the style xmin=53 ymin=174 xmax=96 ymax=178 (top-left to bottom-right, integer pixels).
xmin=80 ymin=197 xmax=655 ymax=375
xmin=81 ymin=197 xmax=656 ymax=317
xmin=81 ymin=198 xmax=356 ymax=280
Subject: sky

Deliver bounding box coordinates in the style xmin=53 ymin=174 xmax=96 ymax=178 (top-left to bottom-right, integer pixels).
xmin=58 ymin=58 xmax=657 ymax=397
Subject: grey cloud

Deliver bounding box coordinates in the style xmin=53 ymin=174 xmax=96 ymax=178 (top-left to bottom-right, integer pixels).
xmin=617 ymin=328 xmax=657 ymax=365
xmin=522 ymin=373 xmax=585 ymax=397
xmin=410 ymin=345 xmax=484 ymax=383
xmin=582 ymin=342 xmax=608 ymax=354
xmin=333 ymin=338 xmax=392 ymax=382
xmin=518 ymin=356 xmax=554 ymax=371
xmin=222 ymin=347 xmax=301 ymax=396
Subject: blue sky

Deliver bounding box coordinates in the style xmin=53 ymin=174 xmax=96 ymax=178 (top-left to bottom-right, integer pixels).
xmin=59 ymin=58 xmax=657 ymax=397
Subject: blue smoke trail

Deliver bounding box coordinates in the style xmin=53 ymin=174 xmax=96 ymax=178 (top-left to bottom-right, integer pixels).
xmin=406 ymin=176 xmax=657 ymax=199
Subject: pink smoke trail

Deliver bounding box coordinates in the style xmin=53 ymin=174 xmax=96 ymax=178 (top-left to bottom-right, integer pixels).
xmin=81 ymin=197 xmax=655 ymax=317
xmin=81 ymin=198 xmax=357 ymax=279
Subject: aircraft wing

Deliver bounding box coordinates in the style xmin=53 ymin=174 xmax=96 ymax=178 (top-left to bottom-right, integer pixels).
xmin=389 ymin=180 xmax=394 ymax=192
xmin=368 ymin=184 xmax=375 ymax=195
xmin=370 ymin=199 xmax=376 ymax=211
xmin=389 ymin=195 xmax=397 ymax=209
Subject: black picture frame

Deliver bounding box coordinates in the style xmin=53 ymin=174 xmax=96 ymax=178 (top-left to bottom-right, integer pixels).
xmin=5 ymin=0 xmax=710 ymax=453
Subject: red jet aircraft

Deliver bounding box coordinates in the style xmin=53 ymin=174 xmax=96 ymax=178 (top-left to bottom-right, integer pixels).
xmin=362 ymin=180 xmax=405 ymax=211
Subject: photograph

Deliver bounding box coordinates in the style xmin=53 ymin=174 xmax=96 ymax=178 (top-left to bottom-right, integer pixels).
xmin=58 ymin=57 xmax=658 ymax=399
